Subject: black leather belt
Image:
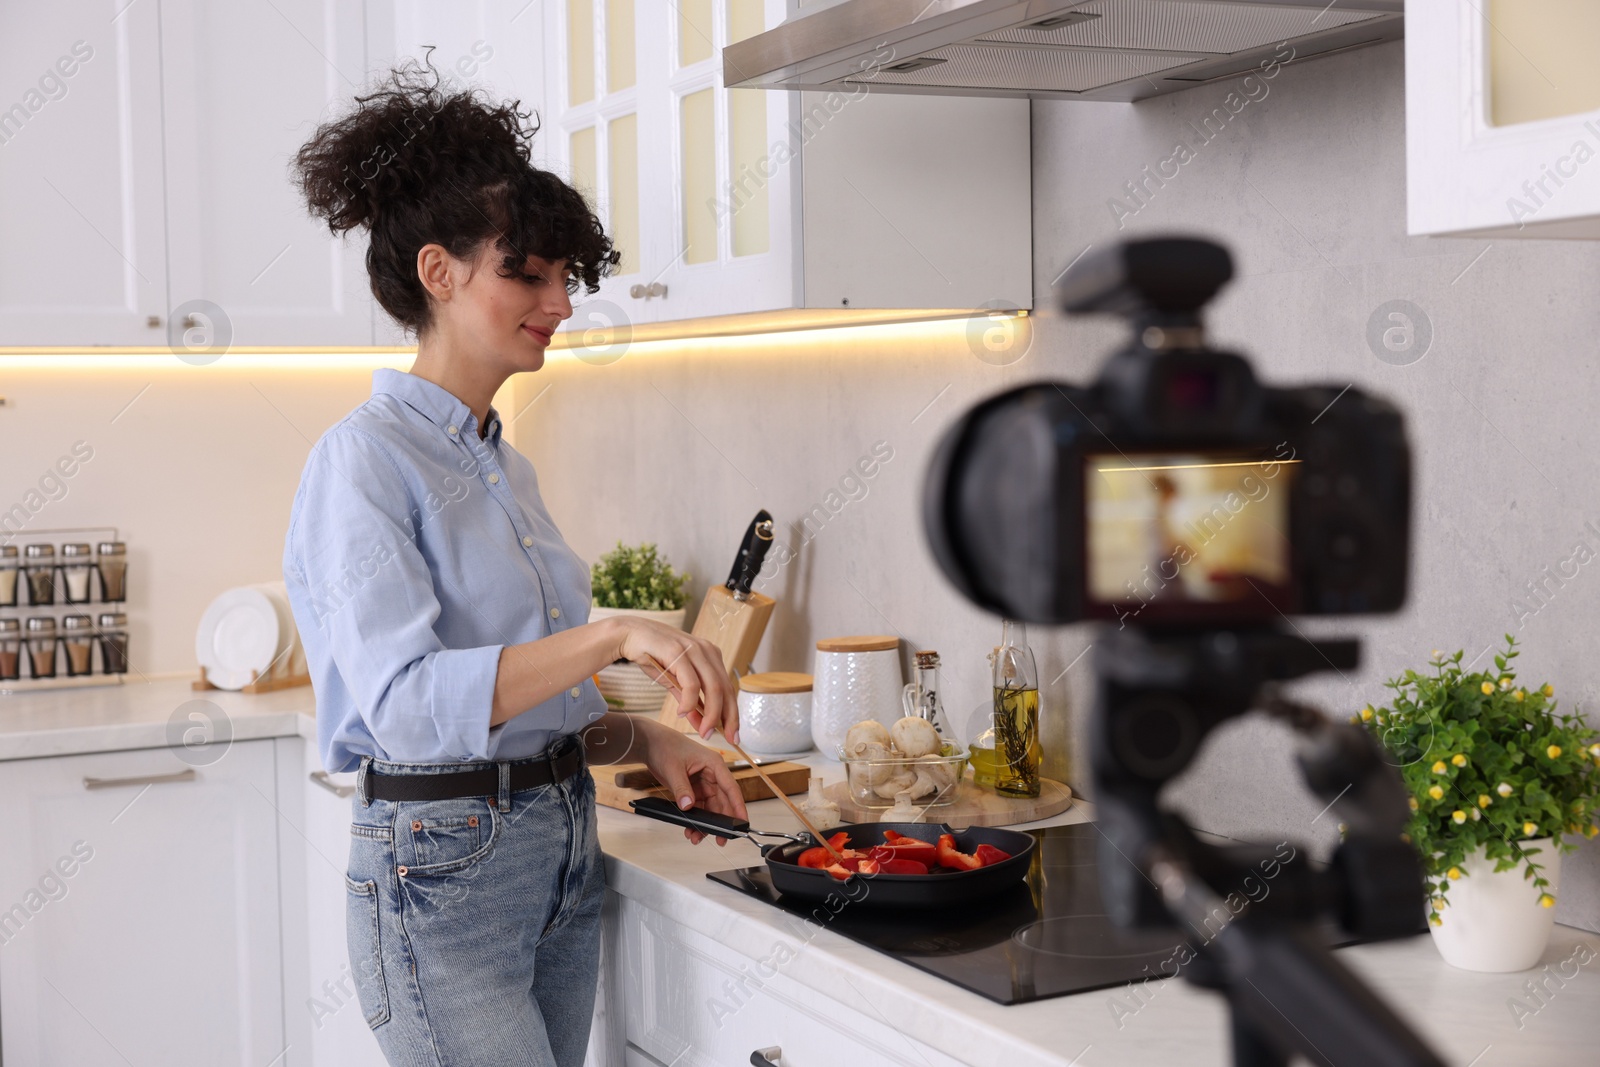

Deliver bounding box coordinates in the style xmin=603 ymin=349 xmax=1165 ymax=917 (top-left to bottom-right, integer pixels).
xmin=364 ymin=741 xmax=585 ymax=802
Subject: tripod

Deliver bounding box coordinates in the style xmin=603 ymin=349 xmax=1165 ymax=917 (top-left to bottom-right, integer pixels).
xmin=1089 ymin=625 xmax=1446 ymax=1067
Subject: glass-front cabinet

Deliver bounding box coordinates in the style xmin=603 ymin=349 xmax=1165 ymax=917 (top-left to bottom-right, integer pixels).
xmin=1407 ymin=0 xmax=1600 ymax=238
xmin=543 ymin=0 xmax=1033 ymax=333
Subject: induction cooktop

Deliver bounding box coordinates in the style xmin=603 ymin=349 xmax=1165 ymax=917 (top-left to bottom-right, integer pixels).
xmin=708 ymin=823 xmax=1195 ymax=1006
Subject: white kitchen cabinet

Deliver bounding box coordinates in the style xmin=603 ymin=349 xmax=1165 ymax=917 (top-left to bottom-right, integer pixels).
xmin=543 ymin=0 xmax=1032 ymax=335
xmin=0 ymin=741 xmax=285 ymax=1066
xmin=1407 ymin=0 xmax=1600 ymax=239
xmin=287 ymin=738 xmax=392 ymax=1067
xmin=614 ymin=893 xmax=967 ymax=1067
xmin=0 ymin=0 xmax=387 ymax=348
xmin=0 ymin=1 xmax=170 ymax=345
xmin=159 ymin=0 xmax=376 ymax=347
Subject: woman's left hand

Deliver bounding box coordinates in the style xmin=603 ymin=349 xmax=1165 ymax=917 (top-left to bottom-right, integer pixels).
xmin=640 ymin=721 xmax=749 ymax=845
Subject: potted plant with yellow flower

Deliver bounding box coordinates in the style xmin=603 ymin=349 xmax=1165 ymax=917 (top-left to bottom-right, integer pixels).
xmin=1358 ymin=635 xmax=1599 ymax=972
xmin=588 ymin=542 xmax=691 ymax=713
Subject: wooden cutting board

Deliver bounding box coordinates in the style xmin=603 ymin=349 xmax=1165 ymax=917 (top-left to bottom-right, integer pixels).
xmin=591 ymin=758 xmax=810 ymax=813
xmin=826 ymin=777 xmax=1073 ymax=828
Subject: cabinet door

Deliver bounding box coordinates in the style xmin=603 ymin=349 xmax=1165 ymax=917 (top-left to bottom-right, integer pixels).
xmin=1407 ymin=0 xmax=1600 ymax=238
xmin=650 ymin=0 xmax=796 ymax=322
xmin=546 ymin=0 xmax=659 ymax=349
xmin=0 ymin=741 xmax=284 ymax=1066
xmin=616 ymin=895 xmax=967 ymax=1067
xmin=0 ymin=1 xmax=169 ymax=345
xmin=159 ymin=0 xmax=375 ymax=347
xmin=298 ymin=741 xmax=391 ymax=1066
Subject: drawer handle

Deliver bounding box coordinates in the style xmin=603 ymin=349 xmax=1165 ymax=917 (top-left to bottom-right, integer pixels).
xmin=751 ymin=1047 xmax=782 ymax=1067
xmin=83 ymin=768 xmax=196 ymax=791
xmin=310 ymin=771 xmax=355 ymax=798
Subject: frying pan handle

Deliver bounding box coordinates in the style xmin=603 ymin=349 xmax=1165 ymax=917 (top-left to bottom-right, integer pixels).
xmin=630 ymin=796 xmax=753 ymax=839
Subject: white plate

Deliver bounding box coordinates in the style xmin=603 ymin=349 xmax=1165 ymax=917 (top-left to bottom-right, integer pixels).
xmin=195 ymin=587 xmax=282 ymax=690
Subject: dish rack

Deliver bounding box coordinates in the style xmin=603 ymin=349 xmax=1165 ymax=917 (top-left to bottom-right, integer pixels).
xmin=1 ymin=526 xmax=128 ymax=694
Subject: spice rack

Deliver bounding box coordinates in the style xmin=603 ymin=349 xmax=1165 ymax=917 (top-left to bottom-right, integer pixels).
xmin=0 ymin=526 xmax=129 ymax=694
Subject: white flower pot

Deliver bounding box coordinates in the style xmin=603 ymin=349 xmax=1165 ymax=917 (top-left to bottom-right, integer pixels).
xmin=588 ymin=605 xmax=686 ymax=714
xmin=1429 ymin=838 xmax=1561 ymax=972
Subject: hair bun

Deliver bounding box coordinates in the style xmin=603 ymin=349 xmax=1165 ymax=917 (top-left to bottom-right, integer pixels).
xmin=293 ymin=55 xmax=616 ymax=332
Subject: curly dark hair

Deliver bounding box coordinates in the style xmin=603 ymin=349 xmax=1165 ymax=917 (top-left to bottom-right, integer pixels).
xmin=294 ymin=57 xmax=617 ymax=333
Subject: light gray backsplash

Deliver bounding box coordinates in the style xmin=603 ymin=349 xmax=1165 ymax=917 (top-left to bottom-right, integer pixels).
xmin=524 ymin=40 xmax=1599 ymax=930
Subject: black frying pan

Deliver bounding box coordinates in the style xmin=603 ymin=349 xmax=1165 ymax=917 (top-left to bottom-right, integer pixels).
xmin=630 ymin=797 xmax=1037 ymax=907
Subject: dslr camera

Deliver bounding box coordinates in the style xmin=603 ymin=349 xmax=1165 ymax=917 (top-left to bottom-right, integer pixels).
xmin=924 ymin=237 xmax=1410 ymax=629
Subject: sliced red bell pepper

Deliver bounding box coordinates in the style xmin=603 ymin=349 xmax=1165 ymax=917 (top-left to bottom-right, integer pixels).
xmin=824 ymin=857 xmax=880 ymax=881
xmin=875 ymin=857 xmax=930 ymax=875
xmin=867 ymin=842 xmax=938 ymax=865
xmin=796 ymin=831 xmax=853 ymax=869
xmin=974 ymin=843 xmax=1013 ymax=867
xmin=936 ymin=833 xmax=983 ymax=871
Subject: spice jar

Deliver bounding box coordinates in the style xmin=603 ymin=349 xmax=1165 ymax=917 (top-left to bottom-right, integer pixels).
xmin=0 ymin=545 xmax=18 ymax=607
xmin=0 ymin=618 xmax=20 ymax=681
xmin=25 ymin=616 xmax=57 ymax=678
xmin=62 ymin=614 xmax=95 ymax=676
xmin=24 ymin=543 xmax=56 ymax=605
xmin=61 ymin=543 xmax=95 ymax=603
xmin=97 ymin=612 xmax=129 ymax=675
xmin=96 ymin=541 xmax=127 ymax=602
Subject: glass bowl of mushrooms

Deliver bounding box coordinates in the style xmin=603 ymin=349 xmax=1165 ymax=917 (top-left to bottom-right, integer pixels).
xmin=837 ymin=717 xmax=969 ymax=809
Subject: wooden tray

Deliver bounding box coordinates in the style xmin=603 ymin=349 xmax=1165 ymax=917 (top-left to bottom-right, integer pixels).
xmin=592 ymin=759 xmax=810 ymax=813
xmin=826 ymin=777 xmax=1073 ymax=828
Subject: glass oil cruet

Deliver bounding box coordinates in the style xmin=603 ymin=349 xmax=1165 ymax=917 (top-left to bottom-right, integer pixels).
xmin=991 ymin=619 xmax=1042 ymax=798
xmin=902 ymin=649 xmax=958 ymax=750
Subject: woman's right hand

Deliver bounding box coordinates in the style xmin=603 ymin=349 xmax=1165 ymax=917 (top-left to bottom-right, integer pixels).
xmin=611 ymin=617 xmax=740 ymax=745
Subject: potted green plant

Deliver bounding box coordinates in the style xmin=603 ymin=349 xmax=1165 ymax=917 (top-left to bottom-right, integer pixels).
xmin=588 ymin=542 xmax=691 ymax=713
xmin=1358 ymin=635 xmax=1599 ymax=972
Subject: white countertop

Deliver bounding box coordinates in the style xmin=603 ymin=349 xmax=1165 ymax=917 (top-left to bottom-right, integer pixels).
xmin=0 ymin=674 xmax=316 ymax=761
xmin=3 ymin=680 xmax=1593 ymax=1065
xmin=597 ymin=757 xmax=1598 ymax=1067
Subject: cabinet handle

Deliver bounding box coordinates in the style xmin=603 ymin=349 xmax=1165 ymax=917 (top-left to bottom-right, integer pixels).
xmin=751 ymin=1047 xmax=782 ymax=1067
xmin=83 ymin=768 xmax=196 ymax=791
xmin=628 ymin=282 xmax=668 ymax=300
xmin=146 ymin=315 xmax=162 ymax=328
xmin=309 ymin=770 xmax=355 ymax=798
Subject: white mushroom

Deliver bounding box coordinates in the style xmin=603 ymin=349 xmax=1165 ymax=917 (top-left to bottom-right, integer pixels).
xmin=872 ymin=766 xmax=918 ymax=799
xmin=842 ymin=719 xmax=892 ymax=758
xmin=890 ymin=716 xmax=941 ymax=758
xmin=850 ymin=741 xmax=899 ymax=787
xmin=910 ymin=754 xmax=957 ymax=799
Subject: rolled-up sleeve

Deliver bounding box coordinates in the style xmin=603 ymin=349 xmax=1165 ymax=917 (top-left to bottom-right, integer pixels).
xmin=289 ymin=428 xmax=503 ymax=762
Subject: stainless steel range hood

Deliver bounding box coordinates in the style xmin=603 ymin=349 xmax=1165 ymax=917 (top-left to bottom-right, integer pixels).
xmin=724 ymin=0 xmax=1403 ymax=102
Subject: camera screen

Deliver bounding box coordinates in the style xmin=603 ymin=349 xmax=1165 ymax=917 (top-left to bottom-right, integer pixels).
xmin=1085 ymin=454 xmax=1297 ymax=616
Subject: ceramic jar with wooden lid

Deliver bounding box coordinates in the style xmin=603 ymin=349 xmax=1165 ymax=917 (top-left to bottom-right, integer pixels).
xmin=736 ymin=671 xmax=813 ymax=755
xmin=811 ymin=634 xmax=902 ymax=757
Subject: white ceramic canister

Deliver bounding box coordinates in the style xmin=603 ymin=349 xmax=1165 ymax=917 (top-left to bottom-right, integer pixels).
xmin=737 ymin=671 xmax=814 ymax=755
xmin=811 ymin=635 xmax=902 ymax=757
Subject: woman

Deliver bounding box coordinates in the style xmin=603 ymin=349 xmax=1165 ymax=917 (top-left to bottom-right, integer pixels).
xmin=282 ymin=63 xmax=748 ymax=1067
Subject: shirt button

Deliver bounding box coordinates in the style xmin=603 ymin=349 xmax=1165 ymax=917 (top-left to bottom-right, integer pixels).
xmin=549 ymin=607 xmax=561 ymax=619
xmin=522 ymin=536 xmax=533 ymax=547
xmin=447 ymin=425 xmax=458 ymax=435
xmin=569 ymin=686 xmax=581 ymax=698
xmin=488 ymin=473 xmax=500 ymax=484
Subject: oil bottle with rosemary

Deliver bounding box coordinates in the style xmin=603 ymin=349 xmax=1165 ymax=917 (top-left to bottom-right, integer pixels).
xmin=991 ymin=619 xmax=1041 ymax=798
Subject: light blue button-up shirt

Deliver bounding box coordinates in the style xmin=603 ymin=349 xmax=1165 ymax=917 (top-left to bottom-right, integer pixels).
xmin=282 ymin=368 xmax=608 ymax=773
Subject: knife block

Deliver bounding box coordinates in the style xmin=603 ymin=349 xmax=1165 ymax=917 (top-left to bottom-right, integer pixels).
xmin=658 ymin=584 xmax=775 ymax=733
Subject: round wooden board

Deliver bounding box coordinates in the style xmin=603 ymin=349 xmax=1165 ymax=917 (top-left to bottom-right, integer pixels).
xmin=826 ymin=777 xmax=1073 ymax=828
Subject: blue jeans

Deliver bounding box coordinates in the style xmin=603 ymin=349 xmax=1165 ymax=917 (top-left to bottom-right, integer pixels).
xmin=345 ymin=741 xmax=605 ymax=1067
